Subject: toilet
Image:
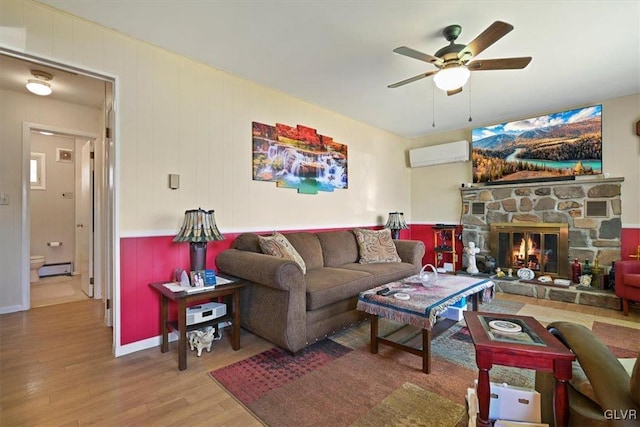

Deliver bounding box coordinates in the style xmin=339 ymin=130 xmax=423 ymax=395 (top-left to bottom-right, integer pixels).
xmin=30 ymin=255 xmax=45 ymax=283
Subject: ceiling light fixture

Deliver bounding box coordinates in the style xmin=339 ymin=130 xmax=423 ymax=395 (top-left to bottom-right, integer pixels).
xmin=26 ymin=70 xmax=53 ymax=96
xmin=433 ymin=65 xmax=470 ymax=92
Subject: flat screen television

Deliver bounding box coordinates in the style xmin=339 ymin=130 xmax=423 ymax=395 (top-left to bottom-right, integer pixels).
xmin=471 ymin=105 xmax=602 ymax=184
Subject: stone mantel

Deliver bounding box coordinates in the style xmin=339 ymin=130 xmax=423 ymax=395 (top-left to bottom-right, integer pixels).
xmin=459 ymin=176 xmax=624 ymax=277
xmin=460 ymin=176 xmax=624 ymax=194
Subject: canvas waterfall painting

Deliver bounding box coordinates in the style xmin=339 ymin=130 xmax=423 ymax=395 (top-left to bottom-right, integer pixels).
xmin=252 ymin=121 xmax=348 ymax=194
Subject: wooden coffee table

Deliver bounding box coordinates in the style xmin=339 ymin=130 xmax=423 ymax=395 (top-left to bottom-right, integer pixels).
xmin=463 ymin=311 xmax=575 ymax=427
xmin=357 ymin=274 xmax=494 ymax=373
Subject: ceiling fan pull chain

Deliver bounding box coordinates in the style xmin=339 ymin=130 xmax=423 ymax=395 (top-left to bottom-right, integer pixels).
xmin=432 ymin=81 xmax=436 ymax=127
xmin=468 ymin=78 xmax=473 ymax=122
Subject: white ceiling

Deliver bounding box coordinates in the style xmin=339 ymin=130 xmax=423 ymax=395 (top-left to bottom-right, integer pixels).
xmin=0 ymin=53 xmax=106 ymax=108
xmin=20 ymin=1 xmax=640 ymax=138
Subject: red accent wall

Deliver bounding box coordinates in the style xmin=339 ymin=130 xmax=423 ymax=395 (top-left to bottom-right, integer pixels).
xmin=120 ymin=235 xmax=238 ymax=345
xmin=119 ymin=225 xmax=640 ymax=346
xmin=621 ymin=227 xmax=640 ymax=259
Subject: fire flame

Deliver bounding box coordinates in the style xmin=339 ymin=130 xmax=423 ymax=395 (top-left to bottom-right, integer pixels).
xmin=516 ymin=236 xmax=535 ymax=260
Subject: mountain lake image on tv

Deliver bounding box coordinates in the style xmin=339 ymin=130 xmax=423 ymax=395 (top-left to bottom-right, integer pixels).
xmin=472 ymin=105 xmax=602 ymax=184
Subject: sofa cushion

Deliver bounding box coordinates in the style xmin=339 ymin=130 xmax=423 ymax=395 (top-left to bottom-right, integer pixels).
xmin=282 ymin=232 xmax=324 ymax=271
xmin=258 ymin=232 xmax=307 ymax=274
xmin=338 ymin=261 xmax=417 ymax=284
xmin=353 ymin=228 xmax=401 ymax=263
xmin=305 ymin=267 xmax=376 ymax=310
xmin=315 ymin=230 xmax=359 ymax=267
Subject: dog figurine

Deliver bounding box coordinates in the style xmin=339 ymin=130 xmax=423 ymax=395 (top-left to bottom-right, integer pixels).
xmin=187 ymin=326 xmax=216 ymax=357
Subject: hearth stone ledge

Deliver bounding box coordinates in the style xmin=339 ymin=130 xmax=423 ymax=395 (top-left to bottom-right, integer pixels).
xmin=493 ymin=278 xmax=640 ymax=312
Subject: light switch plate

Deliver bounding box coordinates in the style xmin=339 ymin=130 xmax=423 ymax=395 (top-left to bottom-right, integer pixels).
xmin=169 ymin=174 xmax=180 ymax=189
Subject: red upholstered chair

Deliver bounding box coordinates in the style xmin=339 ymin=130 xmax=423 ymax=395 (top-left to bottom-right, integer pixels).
xmin=615 ymin=260 xmax=640 ymax=316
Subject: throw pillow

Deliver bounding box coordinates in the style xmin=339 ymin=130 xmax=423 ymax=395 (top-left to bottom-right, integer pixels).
xmin=353 ymin=228 xmax=402 ymax=264
xmin=258 ymin=232 xmax=307 ymax=274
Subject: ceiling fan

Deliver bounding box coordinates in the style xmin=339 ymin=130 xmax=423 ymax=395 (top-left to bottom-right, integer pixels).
xmin=388 ymin=21 xmax=532 ymax=96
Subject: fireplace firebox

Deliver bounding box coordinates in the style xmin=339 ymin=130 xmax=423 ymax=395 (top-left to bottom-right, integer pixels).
xmin=490 ymin=223 xmax=569 ymax=279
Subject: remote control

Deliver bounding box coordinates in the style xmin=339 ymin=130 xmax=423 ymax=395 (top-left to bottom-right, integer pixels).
xmin=379 ymin=289 xmax=398 ymax=297
xmin=376 ymin=287 xmax=390 ymax=295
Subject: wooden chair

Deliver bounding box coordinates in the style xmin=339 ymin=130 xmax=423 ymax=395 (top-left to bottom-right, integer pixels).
xmin=615 ymin=260 xmax=640 ymax=316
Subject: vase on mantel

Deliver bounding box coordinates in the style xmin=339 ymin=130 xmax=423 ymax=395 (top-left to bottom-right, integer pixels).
xmin=571 ymin=258 xmax=582 ymax=284
xmin=608 ymin=261 xmax=616 ymax=290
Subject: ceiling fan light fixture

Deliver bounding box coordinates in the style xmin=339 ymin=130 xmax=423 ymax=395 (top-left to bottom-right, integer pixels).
xmin=433 ymin=65 xmax=470 ymax=91
xmin=26 ymin=70 xmax=53 ymax=96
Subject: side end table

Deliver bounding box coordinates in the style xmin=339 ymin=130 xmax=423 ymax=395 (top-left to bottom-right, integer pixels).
xmin=463 ymin=311 xmax=575 ymax=427
xmin=149 ymin=280 xmax=244 ymax=371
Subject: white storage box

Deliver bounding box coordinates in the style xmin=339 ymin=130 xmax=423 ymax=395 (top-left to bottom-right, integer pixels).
xmin=442 ymin=304 xmax=467 ymax=321
xmin=487 ymin=382 xmax=542 ymax=423
xmin=495 ymin=421 xmax=548 ymax=427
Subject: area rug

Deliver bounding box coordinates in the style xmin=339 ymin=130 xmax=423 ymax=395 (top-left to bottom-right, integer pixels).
xmin=211 ymin=338 xmax=474 ymax=427
xmin=210 ymin=299 xmax=524 ymax=427
xmin=209 ymin=299 xmax=636 ymax=426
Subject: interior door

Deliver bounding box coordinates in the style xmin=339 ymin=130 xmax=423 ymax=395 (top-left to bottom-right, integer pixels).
xmin=75 ymin=139 xmax=94 ymax=297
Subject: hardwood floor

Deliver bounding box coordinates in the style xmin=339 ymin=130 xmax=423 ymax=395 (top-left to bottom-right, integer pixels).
xmin=0 ymin=299 xmax=273 ymax=426
xmin=0 ymin=295 xmax=637 ymax=426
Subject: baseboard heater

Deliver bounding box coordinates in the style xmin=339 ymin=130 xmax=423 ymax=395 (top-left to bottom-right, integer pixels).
xmin=39 ymin=262 xmax=73 ymax=277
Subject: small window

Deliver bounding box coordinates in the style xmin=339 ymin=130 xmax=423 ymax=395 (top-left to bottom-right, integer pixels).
xmin=30 ymin=152 xmax=46 ymax=190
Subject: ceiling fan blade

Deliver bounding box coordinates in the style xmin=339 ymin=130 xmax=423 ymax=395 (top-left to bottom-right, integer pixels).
xmin=458 ymin=21 xmax=513 ymax=59
xmin=388 ymin=70 xmax=438 ymax=88
xmin=467 ymin=57 xmax=532 ymax=71
xmin=393 ymin=46 xmax=443 ymax=66
xmin=447 ymin=87 xmax=463 ymax=96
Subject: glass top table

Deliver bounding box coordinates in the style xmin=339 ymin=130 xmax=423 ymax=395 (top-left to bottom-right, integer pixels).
xmin=464 ymin=311 xmax=575 ymax=427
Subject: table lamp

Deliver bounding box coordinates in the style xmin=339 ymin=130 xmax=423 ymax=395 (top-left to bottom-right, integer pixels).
xmin=385 ymin=212 xmax=408 ymax=240
xmin=173 ymin=208 xmax=225 ymax=271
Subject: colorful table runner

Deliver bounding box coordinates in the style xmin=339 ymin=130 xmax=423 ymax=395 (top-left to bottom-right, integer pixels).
xmin=357 ymin=274 xmax=494 ymax=330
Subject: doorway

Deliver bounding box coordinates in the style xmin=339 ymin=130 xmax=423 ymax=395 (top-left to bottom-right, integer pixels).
xmin=29 ymin=130 xmax=96 ymax=307
xmin=1 ymin=50 xmax=117 ymax=338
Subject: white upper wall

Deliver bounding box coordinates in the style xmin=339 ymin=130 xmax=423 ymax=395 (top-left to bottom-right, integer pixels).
xmin=0 ymin=0 xmax=411 ymax=310
xmin=409 ymin=93 xmax=640 ymax=228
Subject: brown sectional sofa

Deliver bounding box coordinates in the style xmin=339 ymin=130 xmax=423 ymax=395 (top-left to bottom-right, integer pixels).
xmin=216 ymin=229 xmax=425 ymax=353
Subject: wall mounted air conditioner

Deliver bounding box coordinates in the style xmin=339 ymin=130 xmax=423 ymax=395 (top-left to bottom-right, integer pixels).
xmin=409 ymin=140 xmax=470 ymax=168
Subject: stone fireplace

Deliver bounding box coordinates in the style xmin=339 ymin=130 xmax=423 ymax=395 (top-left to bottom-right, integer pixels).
xmin=460 ymin=177 xmax=623 ymax=281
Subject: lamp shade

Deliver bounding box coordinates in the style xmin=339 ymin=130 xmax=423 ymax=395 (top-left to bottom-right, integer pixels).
xmin=173 ymin=208 xmax=224 ymax=243
xmin=174 ymin=208 xmax=224 ymax=272
xmin=433 ymin=66 xmax=470 ymax=91
xmin=385 ymin=212 xmax=408 ymax=230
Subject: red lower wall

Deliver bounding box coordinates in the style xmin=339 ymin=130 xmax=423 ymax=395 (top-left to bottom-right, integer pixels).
xmin=119 ymin=225 xmax=640 ymax=346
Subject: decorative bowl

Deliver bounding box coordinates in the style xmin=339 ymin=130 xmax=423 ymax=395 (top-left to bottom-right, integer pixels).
xmin=419 ymin=264 xmax=438 ymax=286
